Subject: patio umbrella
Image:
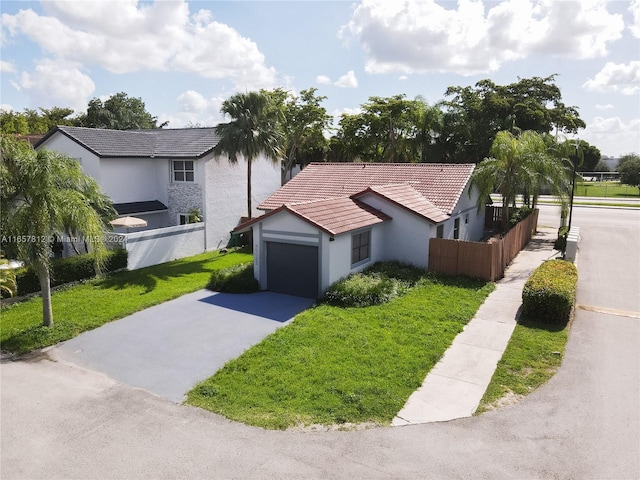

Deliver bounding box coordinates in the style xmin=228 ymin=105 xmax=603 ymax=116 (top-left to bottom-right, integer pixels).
xmin=109 ymin=216 xmax=147 ymax=229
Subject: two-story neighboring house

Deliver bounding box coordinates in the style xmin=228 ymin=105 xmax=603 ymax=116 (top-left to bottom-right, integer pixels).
xmin=36 ymin=126 xmax=281 ymax=251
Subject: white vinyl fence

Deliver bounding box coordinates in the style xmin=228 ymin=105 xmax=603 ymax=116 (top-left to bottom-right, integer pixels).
xmin=110 ymin=223 xmax=206 ymax=270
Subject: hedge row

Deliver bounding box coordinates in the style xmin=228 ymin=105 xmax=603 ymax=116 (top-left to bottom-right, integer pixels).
xmin=12 ymin=249 xmax=128 ymax=297
xmin=206 ymin=262 xmax=259 ymax=294
xmin=522 ymin=259 xmax=578 ymax=324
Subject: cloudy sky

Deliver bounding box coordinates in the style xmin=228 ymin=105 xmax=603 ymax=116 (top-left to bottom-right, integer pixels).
xmin=1 ymin=0 xmax=638 ymax=157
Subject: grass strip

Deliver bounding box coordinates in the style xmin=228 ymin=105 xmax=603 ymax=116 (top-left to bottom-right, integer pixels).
xmin=0 ymin=249 xmax=252 ymax=354
xmin=476 ymin=318 xmax=569 ymax=414
xmin=187 ymin=275 xmax=494 ymax=430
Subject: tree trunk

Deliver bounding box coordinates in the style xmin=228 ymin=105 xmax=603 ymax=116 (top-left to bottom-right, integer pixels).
xmin=247 ymin=158 xmax=252 ymax=219
xmin=36 ymin=262 xmax=53 ymax=327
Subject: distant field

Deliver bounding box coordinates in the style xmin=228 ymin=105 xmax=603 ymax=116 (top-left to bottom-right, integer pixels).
xmin=574 ymin=182 xmax=639 ymax=198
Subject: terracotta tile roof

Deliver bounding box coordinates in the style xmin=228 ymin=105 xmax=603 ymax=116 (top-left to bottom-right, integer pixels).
xmin=235 ymin=197 xmax=391 ymax=236
xmin=259 ymin=162 xmax=475 ymax=215
xmin=36 ymin=126 xmax=220 ymax=159
xmin=353 ymin=184 xmax=449 ymax=223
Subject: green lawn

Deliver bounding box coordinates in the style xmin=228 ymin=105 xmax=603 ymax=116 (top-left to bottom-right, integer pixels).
xmin=476 ymin=318 xmax=569 ymax=414
xmin=0 ymin=249 xmax=252 ymax=354
xmin=186 ymin=275 xmax=494 ymax=430
xmin=574 ymin=181 xmax=639 ymax=198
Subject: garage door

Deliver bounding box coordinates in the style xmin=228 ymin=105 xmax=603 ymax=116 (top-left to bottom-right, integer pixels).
xmin=266 ymin=242 xmax=319 ymax=298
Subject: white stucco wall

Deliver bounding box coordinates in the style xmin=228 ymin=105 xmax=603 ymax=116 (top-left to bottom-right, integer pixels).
xmin=100 ymin=157 xmax=169 ymax=205
xmin=355 ymin=194 xmax=432 ymax=267
xmin=37 ymin=134 xmax=101 ymax=181
xmin=440 ymin=184 xmax=485 ymax=241
xmin=204 ymin=154 xmax=280 ymax=250
xmin=123 ymin=223 xmax=205 ymax=270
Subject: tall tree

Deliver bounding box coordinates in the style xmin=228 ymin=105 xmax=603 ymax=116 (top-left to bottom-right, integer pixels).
xmin=76 ymin=92 xmax=167 ymax=130
xmin=442 ymin=75 xmax=585 ymax=163
xmin=469 ymin=130 xmax=570 ymax=232
xmin=213 ymin=91 xmax=282 ymax=218
xmin=264 ymin=88 xmax=331 ymax=183
xmin=565 ymin=139 xmax=601 ymax=172
xmin=0 ymin=136 xmax=116 ymax=326
xmin=618 ymin=156 xmax=640 ymax=191
xmin=0 ymin=107 xmax=76 ymax=134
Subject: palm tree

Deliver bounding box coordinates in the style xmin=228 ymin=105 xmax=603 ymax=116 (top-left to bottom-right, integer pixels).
xmin=0 ymin=136 xmax=115 ymax=326
xmin=470 ymin=130 xmax=570 ymax=232
xmin=213 ymin=91 xmax=282 ymax=218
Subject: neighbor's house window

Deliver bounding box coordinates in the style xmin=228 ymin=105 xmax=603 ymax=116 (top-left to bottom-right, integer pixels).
xmin=178 ymin=214 xmax=190 ymax=225
xmin=453 ymin=218 xmax=460 ymax=239
xmin=172 ymin=160 xmax=194 ymax=182
xmin=352 ymin=230 xmax=370 ymax=265
xmin=436 ymin=224 xmax=444 ymax=238
xmin=465 ymin=213 xmax=469 ymax=224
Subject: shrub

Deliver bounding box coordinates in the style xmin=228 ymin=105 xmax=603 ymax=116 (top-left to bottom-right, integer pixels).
xmin=554 ymin=226 xmax=569 ymax=251
xmin=510 ymin=206 xmax=533 ymax=227
xmin=12 ymin=249 xmax=128 ymax=297
xmin=207 ymin=262 xmax=259 ymax=293
xmin=322 ymin=261 xmax=427 ymax=307
xmin=522 ymin=260 xmax=577 ymax=324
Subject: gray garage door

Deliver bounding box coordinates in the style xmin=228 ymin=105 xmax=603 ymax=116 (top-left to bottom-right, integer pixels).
xmin=266 ymin=242 xmax=319 ymax=298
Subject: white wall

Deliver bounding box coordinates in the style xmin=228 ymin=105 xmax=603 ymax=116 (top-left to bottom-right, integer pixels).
xmin=443 ymin=183 xmax=485 ymax=241
xmin=122 ymin=223 xmax=205 ymax=270
xmin=100 ymin=157 xmax=168 ymax=205
xmin=38 ymin=134 xmax=101 ymax=181
xmin=204 ymin=154 xmax=280 ymax=250
xmin=355 ymin=194 xmax=432 ymax=267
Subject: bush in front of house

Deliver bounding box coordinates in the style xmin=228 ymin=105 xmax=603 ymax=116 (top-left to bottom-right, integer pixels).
xmin=522 ymin=259 xmax=577 ymax=324
xmin=206 ymin=262 xmax=259 ymax=294
xmin=509 ymin=205 xmax=534 ymax=227
xmin=12 ymin=249 xmax=128 ymax=297
xmin=322 ymin=261 xmax=427 ymax=307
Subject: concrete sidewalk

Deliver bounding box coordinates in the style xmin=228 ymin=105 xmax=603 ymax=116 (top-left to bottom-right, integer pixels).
xmin=393 ymin=228 xmax=561 ymax=426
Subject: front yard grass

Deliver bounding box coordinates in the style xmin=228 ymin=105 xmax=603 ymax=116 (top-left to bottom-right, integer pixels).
xmin=476 ymin=318 xmax=569 ymax=414
xmin=574 ymin=181 xmax=639 ymax=198
xmin=0 ymin=249 xmax=252 ymax=354
xmin=186 ymin=274 xmax=494 ymax=430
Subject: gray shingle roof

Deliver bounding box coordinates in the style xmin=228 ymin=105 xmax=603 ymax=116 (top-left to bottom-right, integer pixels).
xmin=39 ymin=126 xmax=220 ymax=159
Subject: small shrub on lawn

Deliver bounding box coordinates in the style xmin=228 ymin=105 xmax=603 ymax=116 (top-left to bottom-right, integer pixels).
xmin=522 ymin=259 xmax=577 ymax=324
xmin=554 ymin=226 xmax=569 ymax=251
xmin=322 ymin=261 xmax=426 ymax=307
xmin=10 ymin=249 xmax=128 ymax=297
xmin=206 ymin=262 xmax=259 ymax=293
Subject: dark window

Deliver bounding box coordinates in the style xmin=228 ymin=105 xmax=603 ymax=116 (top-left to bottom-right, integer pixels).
xmin=352 ymin=231 xmax=370 ymax=265
xmin=178 ymin=214 xmax=189 ymax=225
xmin=173 ymin=160 xmax=194 ymax=182
xmin=453 ymin=218 xmax=460 ymax=239
xmin=436 ymin=224 xmax=444 ymax=238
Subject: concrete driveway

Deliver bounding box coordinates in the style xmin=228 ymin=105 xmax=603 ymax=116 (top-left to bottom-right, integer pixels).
xmin=49 ymin=290 xmax=314 ymax=402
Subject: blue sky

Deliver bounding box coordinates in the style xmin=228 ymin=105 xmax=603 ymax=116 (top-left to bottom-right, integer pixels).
xmin=1 ymin=0 xmax=639 ymax=157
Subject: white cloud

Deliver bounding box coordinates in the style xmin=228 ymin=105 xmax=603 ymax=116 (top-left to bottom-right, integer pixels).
xmin=315 ymin=71 xmax=358 ymax=88
xmin=0 ymin=104 xmax=14 ymax=112
xmin=578 ymin=116 xmax=640 ymax=156
xmin=11 ymin=59 xmax=95 ymax=111
xmin=0 ymin=60 xmax=15 ymax=73
xmin=629 ymin=0 xmax=640 ymax=38
xmin=398 ymin=75 xmax=408 ymax=81
xmin=1 ymin=1 xmax=277 ymax=90
xmin=165 ymin=90 xmax=226 ymax=127
xmin=583 ymin=61 xmax=640 ymax=95
xmin=595 ymin=104 xmax=614 ymax=110
xmin=335 ymin=70 xmax=358 ymax=88
xmin=342 ymin=0 xmax=624 ymax=75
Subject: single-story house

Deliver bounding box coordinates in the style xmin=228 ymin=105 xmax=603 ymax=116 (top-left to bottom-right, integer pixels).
xmin=235 ymin=162 xmax=484 ymax=298
xmin=36 ymin=126 xmax=281 ymax=250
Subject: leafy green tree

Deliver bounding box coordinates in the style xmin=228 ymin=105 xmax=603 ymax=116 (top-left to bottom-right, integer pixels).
xmin=0 ymin=136 xmax=115 ymax=326
xmin=0 ymin=255 xmax=17 ymax=297
xmin=617 ymin=153 xmax=640 ymax=170
xmin=565 ymin=139 xmax=601 ymax=172
xmin=411 ymin=96 xmax=444 ymax=163
xmin=264 ymin=88 xmax=331 ymax=183
xmin=0 ymin=107 xmax=76 ymax=134
xmin=331 ymin=94 xmax=423 ymax=163
xmin=442 ymin=75 xmax=585 ymax=162
xmin=470 ymin=130 xmax=570 ymax=232
xmin=76 ymin=92 xmax=167 ymax=130
xmin=618 ymin=157 xmax=640 ymax=191
xmin=213 ymin=91 xmax=283 ymax=218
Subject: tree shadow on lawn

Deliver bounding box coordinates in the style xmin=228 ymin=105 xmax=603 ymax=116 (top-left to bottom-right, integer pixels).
xmin=93 ymin=254 xmax=235 ymax=294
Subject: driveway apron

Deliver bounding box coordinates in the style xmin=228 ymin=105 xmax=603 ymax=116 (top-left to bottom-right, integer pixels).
xmin=50 ymin=290 xmax=314 ymax=402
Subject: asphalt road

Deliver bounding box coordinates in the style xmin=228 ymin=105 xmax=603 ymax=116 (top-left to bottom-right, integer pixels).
xmin=1 ymin=205 xmax=638 ymax=479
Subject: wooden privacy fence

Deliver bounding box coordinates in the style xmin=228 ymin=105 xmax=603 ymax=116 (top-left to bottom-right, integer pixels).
xmin=429 ymin=209 xmax=539 ymax=281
